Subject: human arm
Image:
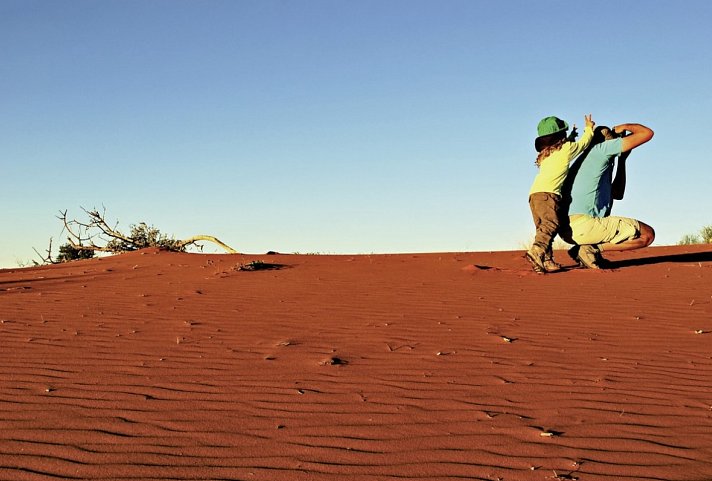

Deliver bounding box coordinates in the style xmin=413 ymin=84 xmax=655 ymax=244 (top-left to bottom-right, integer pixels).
xmin=568 ymin=114 xmax=596 ymax=157
xmin=614 ymin=123 xmax=654 ymax=153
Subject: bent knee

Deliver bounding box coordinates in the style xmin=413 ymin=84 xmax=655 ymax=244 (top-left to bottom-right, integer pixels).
xmin=639 ymin=222 xmax=655 ymax=246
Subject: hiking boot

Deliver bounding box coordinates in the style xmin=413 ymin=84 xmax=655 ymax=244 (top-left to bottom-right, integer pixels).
xmin=524 ymin=245 xmax=547 ymax=274
xmin=574 ymin=244 xmax=602 ymax=269
xmin=543 ymin=257 xmax=562 ymax=273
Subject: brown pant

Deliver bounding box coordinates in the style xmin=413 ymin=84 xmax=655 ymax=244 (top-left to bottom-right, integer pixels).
xmin=529 ymin=192 xmax=562 ymax=253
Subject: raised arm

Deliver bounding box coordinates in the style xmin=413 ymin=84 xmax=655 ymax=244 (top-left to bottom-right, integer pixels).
xmin=614 ymin=123 xmax=654 ymax=153
xmin=568 ymin=114 xmax=596 ymax=157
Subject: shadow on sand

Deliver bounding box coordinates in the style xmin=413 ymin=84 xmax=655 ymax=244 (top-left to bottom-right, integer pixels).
xmin=608 ymin=249 xmax=712 ymax=269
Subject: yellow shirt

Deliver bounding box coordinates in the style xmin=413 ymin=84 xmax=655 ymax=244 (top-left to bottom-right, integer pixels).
xmin=529 ymin=125 xmax=593 ymax=196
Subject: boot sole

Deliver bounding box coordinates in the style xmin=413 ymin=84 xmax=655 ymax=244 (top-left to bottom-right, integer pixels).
xmin=524 ymin=251 xmax=546 ymax=274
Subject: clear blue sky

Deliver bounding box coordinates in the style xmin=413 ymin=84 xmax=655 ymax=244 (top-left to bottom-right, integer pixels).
xmin=2 ymin=0 xmax=711 ymax=266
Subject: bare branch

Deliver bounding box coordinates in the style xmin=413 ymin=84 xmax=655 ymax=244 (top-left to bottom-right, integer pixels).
xmin=178 ymin=235 xmax=239 ymax=254
xmin=82 ymin=207 xmax=133 ymax=244
xmin=32 ymin=238 xmax=56 ymax=265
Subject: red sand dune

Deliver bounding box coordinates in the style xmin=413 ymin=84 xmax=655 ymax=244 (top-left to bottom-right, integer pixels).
xmin=1 ymin=245 xmax=712 ymax=481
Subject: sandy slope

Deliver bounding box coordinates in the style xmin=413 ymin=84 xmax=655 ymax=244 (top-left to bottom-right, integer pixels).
xmin=1 ymin=245 xmax=711 ymax=481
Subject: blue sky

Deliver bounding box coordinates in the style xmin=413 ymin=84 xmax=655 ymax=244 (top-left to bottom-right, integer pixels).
xmin=2 ymin=0 xmax=711 ymax=266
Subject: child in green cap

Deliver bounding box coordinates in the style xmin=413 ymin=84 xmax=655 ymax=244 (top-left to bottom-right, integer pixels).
xmin=526 ymin=114 xmax=595 ymax=273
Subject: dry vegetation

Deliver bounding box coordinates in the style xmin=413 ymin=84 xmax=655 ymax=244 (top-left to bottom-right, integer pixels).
xmin=34 ymin=207 xmax=237 ymax=264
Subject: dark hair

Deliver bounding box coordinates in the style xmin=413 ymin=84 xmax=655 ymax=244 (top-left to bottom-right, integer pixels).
xmin=593 ymin=126 xmax=620 ymax=143
xmin=534 ymin=129 xmax=566 ymax=155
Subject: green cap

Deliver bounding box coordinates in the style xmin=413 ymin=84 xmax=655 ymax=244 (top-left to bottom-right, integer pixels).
xmin=535 ymin=116 xmax=569 ymax=152
xmin=537 ymin=116 xmax=568 ymax=137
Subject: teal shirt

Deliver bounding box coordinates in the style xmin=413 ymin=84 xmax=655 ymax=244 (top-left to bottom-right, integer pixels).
xmin=566 ymin=138 xmax=623 ymax=217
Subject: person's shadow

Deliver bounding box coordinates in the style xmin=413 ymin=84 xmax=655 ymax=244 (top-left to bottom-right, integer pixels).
xmin=606 ymin=249 xmax=712 ymax=268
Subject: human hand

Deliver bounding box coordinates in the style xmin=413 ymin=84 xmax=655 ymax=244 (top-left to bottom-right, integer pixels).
xmin=613 ymin=125 xmax=629 ymax=137
xmin=567 ymin=126 xmax=578 ymax=141
xmin=584 ymin=114 xmax=595 ymax=130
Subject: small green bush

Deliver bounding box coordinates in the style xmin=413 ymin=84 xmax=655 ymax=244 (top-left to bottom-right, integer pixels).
xmin=56 ymin=243 xmax=95 ymax=262
xmin=700 ymin=226 xmax=712 ymax=244
xmin=678 ymin=225 xmax=712 ymax=245
xmin=105 ymin=223 xmax=185 ymax=252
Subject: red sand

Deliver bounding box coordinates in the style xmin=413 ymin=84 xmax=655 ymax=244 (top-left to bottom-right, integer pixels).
xmin=1 ymin=245 xmax=712 ymax=481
